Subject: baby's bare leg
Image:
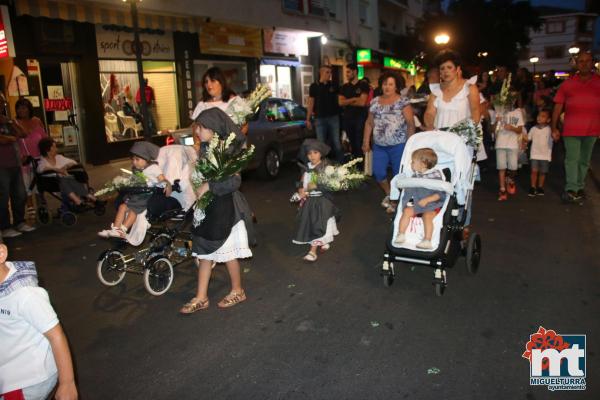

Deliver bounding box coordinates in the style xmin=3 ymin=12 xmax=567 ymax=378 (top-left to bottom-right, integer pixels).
xmin=422 ymin=211 xmax=436 ymax=241
xmin=114 ymin=203 xmax=128 ymax=226
xmin=123 ymin=209 xmax=138 ymax=229
xmin=398 ymin=207 xmax=415 ymax=234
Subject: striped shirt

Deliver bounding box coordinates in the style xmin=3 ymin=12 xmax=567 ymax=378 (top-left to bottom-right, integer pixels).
xmin=553 ymin=74 xmax=600 ymax=137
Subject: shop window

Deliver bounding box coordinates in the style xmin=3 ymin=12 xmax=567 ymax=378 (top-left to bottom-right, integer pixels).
xmin=282 ymin=0 xmax=304 ymax=13
xmin=194 ymin=60 xmax=248 ymax=101
xmin=545 ymin=20 xmax=565 ymax=34
xmin=99 ymin=60 xmax=179 ymax=142
xmin=359 ymin=1 xmax=370 ymax=26
xmin=260 ymin=65 xmax=293 ymax=100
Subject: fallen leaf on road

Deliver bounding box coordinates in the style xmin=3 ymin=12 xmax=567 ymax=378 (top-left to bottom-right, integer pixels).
xmin=410 ymin=266 xmax=416 ymax=271
xmin=243 ymin=268 xmax=251 ymax=273
xmin=427 ymin=367 xmax=441 ymax=375
xmin=89 ymin=243 xmax=97 ymax=247
xmin=488 ymin=218 xmax=495 ymax=222
xmin=287 ymin=284 xmax=296 ymax=288
xmin=370 ymin=321 xmax=380 ymax=328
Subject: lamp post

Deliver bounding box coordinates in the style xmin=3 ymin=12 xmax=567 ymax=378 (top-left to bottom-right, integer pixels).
xmin=529 ymin=56 xmax=539 ymax=75
xmin=568 ymin=46 xmax=580 ymax=56
xmin=434 ymin=33 xmax=450 ymax=46
xmin=123 ymin=0 xmax=151 ymax=139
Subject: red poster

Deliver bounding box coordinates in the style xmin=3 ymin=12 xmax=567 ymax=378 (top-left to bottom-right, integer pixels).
xmin=0 ymin=8 xmax=7 ymax=59
xmin=44 ymin=98 xmax=73 ymax=111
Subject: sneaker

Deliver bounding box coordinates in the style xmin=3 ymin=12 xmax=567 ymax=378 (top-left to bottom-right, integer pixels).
xmin=536 ymin=188 xmax=545 ymax=196
xmin=506 ymin=181 xmax=517 ymax=195
xmin=2 ymin=228 xmax=22 ymax=238
xmin=528 ymin=187 xmax=537 ymax=197
xmin=576 ymin=189 xmax=585 ymax=199
xmin=416 ymin=239 xmax=433 ymax=249
xmin=16 ymin=223 xmax=36 ymax=232
xmin=380 ymin=195 xmax=391 ymax=209
xmin=393 ymin=233 xmax=406 ymax=245
xmin=561 ymin=191 xmax=578 ymax=203
xmin=498 ymin=190 xmax=508 ymax=201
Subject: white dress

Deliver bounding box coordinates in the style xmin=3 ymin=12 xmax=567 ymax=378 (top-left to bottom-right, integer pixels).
xmin=430 ymin=76 xmax=487 ymax=161
xmin=190 ymin=97 xmax=237 ymax=121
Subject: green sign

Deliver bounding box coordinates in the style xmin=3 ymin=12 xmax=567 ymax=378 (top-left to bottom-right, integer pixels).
xmin=358 ymin=65 xmax=365 ymax=80
xmin=357 ymin=49 xmax=372 ymax=63
xmin=383 ymin=57 xmax=417 ymax=75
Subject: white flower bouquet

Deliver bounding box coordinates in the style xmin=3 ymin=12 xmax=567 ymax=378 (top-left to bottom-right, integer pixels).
xmin=94 ymin=168 xmax=147 ymax=198
xmin=226 ymin=84 xmax=271 ymax=125
xmin=448 ymin=118 xmax=483 ymax=147
xmin=192 ymin=132 xmax=255 ymax=226
xmin=314 ymin=158 xmax=366 ymax=192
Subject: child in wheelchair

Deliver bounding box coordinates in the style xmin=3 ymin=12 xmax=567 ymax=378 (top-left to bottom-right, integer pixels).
xmin=98 ymin=142 xmax=172 ymax=239
xmin=36 ymin=138 xmax=102 ymax=213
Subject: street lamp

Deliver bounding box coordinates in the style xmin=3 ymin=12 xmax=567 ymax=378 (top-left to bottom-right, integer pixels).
xmin=529 ymin=56 xmax=539 ymax=75
xmin=568 ymin=46 xmax=580 ymax=55
xmin=320 ymin=35 xmax=328 ymax=45
xmin=434 ymin=33 xmax=450 ymax=45
xmin=477 ymin=51 xmax=488 ymax=58
xmin=122 ymin=0 xmax=152 ymax=138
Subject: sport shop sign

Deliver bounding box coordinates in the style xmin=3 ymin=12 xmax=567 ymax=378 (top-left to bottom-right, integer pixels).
xmin=95 ymin=26 xmax=174 ymax=60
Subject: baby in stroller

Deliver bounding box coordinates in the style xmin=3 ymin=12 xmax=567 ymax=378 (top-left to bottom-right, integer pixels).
xmin=98 ymin=142 xmax=172 ymax=238
xmin=37 ymin=137 xmax=99 ymax=209
xmin=394 ymin=148 xmax=446 ymax=250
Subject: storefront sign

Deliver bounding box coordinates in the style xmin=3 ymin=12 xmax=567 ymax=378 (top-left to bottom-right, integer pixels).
xmin=44 ymin=98 xmax=73 ymax=111
xmin=263 ymin=28 xmax=308 ymax=56
xmin=357 ymin=49 xmax=372 ymax=63
xmin=96 ymin=25 xmax=174 ymax=60
xmin=200 ymin=22 xmax=261 ymax=58
xmin=0 ymin=6 xmax=15 ymax=58
xmin=384 ymin=57 xmax=417 ymax=75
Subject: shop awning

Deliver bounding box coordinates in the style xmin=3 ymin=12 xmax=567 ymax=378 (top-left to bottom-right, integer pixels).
xmin=15 ymin=0 xmax=201 ymax=33
xmin=261 ymin=58 xmax=301 ymax=67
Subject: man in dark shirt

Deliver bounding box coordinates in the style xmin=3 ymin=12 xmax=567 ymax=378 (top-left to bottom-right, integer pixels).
xmin=306 ymin=65 xmax=343 ymax=162
xmin=338 ymin=63 xmax=370 ymax=158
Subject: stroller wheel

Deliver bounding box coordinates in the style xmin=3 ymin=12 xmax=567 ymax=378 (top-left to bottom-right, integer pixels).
xmin=60 ymin=211 xmax=77 ymax=226
xmin=465 ymin=233 xmax=482 ymax=275
xmin=434 ymin=282 xmax=445 ymax=296
xmin=37 ymin=206 xmax=52 ymax=225
xmin=94 ymin=204 xmax=107 ymax=216
xmin=97 ymin=250 xmax=126 ymax=286
xmin=144 ymin=257 xmax=174 ymax=296
xmin=383 ymin=273 xmax=394 ymax=287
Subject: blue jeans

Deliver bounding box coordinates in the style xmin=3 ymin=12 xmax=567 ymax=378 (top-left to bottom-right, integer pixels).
xmin=0 ymin=167 xmax=26 ymax=230
xmin=315 ymin=115 xmax=343 ymax=162
xmin=372 ymin=142 xmax=405 ymax=182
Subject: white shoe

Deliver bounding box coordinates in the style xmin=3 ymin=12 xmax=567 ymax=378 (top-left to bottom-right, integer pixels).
xmin=393 ymin=233 xmax=405 ymax=245
xmin=16 ymin=223 xmax=36 ymax=232
xmin=416 ymin=240 xmax=433 ymax=249
xmin=381 ymin=195 xmax=391 ymax=208
xmin=2 ymin=228 xmax=22 ymax=238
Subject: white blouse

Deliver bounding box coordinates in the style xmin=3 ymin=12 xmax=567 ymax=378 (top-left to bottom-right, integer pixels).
xmin=190 ymin=96 xmax=237 ymax=121
xmin=430 ymin=75 xmax=478 ymax=129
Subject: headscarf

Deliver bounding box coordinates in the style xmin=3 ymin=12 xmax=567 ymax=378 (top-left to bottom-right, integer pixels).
xmin=298 ymin=138 xmax=330 ymax=164
xmin=194 ymin=108 xmax=244 ymax=142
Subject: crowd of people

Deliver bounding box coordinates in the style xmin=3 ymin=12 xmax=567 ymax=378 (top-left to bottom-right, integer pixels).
xmin=0 ymin=49 xmax=598 ymax=399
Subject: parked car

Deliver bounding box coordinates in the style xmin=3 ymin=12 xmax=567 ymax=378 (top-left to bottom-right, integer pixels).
xmin=170 ymin=97 xmax=315 ymax=179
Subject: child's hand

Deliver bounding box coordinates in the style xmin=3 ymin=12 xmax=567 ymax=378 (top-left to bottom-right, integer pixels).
xmin=298 ymin=188 xmax=307 ymax=198
xmin=417 ymin=198 xmax=429 ymax=208
xmin=55 ymin=380 xmax=78 ymax=400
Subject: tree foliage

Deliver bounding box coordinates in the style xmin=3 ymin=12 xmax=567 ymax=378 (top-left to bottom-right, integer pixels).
xmin=416 ymin=0 xmax=541 ymax=70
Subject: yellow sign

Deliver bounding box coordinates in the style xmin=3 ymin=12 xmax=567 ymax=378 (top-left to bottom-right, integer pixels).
xmin=200 ymin=21 xmax=262 ymax=58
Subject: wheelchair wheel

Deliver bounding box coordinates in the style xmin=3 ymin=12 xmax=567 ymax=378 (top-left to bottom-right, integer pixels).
xmin=143 ymin=257 xmax=174 ymax=296
xmin=97 ymin=250 xmax=126 ymax=286
xmin=465 ymin=233 xmax=481 ymax=275
xmin=434 ymin=282 xmax=445 ymax=297
xmin=383 ymin=273 xmax=394 ymax=287
xmin=61 ymin=211 xmax=77 ymax=226
xmin=37 ymin=206 xmax=52 ymax=225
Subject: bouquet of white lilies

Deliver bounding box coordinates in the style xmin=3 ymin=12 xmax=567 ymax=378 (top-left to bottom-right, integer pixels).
xmin=314 ymin=158 xmax=366 ymax=192
xmin=226 ymin=84 xmax=271 ymax=125
xmin=94 ymin=168 xmax=147 ymax=198
xmin=191 ymin=133 xmax=255 ymax=226
xmin=447 ymin=118 xmax=483 ymax=147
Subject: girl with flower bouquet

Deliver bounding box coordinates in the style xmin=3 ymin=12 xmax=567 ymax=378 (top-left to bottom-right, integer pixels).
xmin=292 ymin=139 xmax=340 ymax=262
xmin=181 ymin=108 xmax=255 ymax=314
xmin=98 ymin=142 xmax=171 ymax=238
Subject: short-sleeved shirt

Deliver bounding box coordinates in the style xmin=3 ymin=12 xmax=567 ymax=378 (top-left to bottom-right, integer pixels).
xmin=340 ymin=80 xmax=370 ymax=120
xmin=309 ymin=82 xmax=339 ymax=119
xmin=0 ymin=262 xmax=59 ymax=393
xmin=369 ymin=96 xmax=410 ymax=146
xmin=553 ymin=74 xmax=600 ymax=136
xmin=495 ymin=108 xmax=524 ymax=150
xmin=37 ymin=154 xmax=77 ymax=173
xmin=528 ymin=125 xmax=553 ymax=161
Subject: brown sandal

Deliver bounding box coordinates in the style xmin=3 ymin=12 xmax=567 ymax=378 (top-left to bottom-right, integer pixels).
xmin=217 ymin=291 xmax=246 ymax=308
xmin=179 ymin=297 xmax=209 ymax=314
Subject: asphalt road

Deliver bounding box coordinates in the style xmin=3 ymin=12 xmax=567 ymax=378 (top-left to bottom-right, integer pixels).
xmin=5 ymin=146 xmax=600 ymax=400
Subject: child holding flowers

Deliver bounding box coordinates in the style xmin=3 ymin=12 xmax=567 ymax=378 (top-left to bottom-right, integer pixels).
xmin=181 ymin=108 xmax=255 ymax=314
xmin=292 ymin=139 xmax=341 ymax=262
